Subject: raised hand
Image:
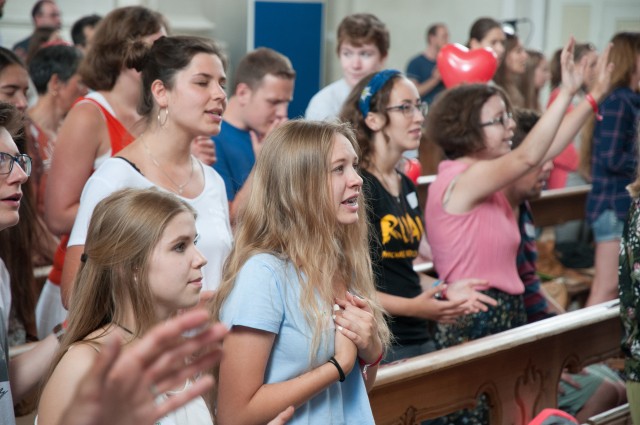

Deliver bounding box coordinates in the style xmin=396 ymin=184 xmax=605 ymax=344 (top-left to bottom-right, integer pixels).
xmin=249 ymin=116 xmax=288 ymax=159
xmin=559 ymin=37 xmax=585 ymax=96
xmin=58 ymin=309 xmax=226 ymax=425
xmin=589 ymin=42 xmax=614 ymax=101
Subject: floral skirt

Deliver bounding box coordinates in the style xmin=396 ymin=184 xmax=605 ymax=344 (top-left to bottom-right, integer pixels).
xmin=435 ymin=288 xmax=526 ymax=348
xmin=434 ymin=289 xmax=526 ymax=425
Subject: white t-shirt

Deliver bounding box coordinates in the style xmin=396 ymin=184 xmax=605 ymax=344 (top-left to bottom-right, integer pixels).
xmin=155 ymin=387 xmax=213 ymax=425
xmin=304 ymin=79 xmax=352 ymax=122
xmin=68 ymin=157 xmax=232 ymax=291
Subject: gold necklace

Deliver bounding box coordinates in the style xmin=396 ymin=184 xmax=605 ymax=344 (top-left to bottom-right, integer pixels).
xmin=143 ymin=140 xmax=194 ymax=195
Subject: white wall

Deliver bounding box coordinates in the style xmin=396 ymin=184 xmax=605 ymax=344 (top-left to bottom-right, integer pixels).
xmin=324 ymin=0 xmax=506 ymax=82
xmin=2 ymin=0 xmax=638 ymax=89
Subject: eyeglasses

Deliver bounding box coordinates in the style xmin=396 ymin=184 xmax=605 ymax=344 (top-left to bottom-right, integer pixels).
xmin=480 ymin=112 xmax=513 ymax=129
xmin=385 ymin=102 xmax=428 ymax=118
xmin=0 ymin=152 xmax=32 ymax=177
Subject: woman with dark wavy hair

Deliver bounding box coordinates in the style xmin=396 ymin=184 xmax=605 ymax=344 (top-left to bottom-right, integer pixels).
xmin=424 ymin=39 xmax=611 ymax=424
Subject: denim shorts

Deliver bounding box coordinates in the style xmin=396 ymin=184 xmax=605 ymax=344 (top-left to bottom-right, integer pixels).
xmin=591 ymin=209 xmax=624 ymax=242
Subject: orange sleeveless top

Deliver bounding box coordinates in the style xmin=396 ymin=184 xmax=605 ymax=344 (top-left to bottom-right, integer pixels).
xmin=47 ymin=97 xmax=135 ymax=285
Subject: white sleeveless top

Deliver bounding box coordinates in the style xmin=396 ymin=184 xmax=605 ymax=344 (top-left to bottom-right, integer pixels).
xmin=34 ymin=387 xmax=212 ymax=425
xmin=35 ymin=342 xmax=213 ymax=425
xmin=74 ymin=91 xmax=116 ymax=169
xmin=155 ymin=384 xmax=213 ymax=425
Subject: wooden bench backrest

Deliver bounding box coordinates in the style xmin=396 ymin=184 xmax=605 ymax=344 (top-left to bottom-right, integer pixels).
xmin=369 ymin=300 xmax=621 ymax=425
xmin=586 ymin=404 xmax=632 ymax=425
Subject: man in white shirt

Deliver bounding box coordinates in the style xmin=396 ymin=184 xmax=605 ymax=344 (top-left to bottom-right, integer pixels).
xmin=305 ymin=13 xmax=389 ymax=121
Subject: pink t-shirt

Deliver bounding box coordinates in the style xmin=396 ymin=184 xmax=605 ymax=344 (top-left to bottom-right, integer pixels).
xmin=425 ymin=160 xmax=524 ymax=295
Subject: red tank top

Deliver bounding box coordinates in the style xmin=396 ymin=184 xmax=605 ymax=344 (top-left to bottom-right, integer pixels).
xmin=47 ymin=97 xmax=135 ymax=285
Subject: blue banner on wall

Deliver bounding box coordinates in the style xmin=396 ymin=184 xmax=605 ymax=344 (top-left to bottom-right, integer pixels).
xmin=253 ymin=1 xmax=324 ymax=119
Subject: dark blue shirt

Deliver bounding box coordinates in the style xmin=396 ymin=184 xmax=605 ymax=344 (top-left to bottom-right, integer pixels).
xmin=212 ymin=120 xmax=254 ymax=202
xmin=586 ymin=86 xmax=640 ymax=223
xmin=405 ymin=54 xmax=445 ymax=104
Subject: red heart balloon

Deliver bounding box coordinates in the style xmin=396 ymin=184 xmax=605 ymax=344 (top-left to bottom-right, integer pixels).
xmin=402 ymin=157 xmax=422 ymax=184
xmin=436 ymin=43 xmax=498 ymax=88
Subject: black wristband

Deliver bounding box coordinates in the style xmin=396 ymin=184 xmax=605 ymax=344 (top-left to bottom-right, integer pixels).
xmin=327 ymin=356 xmax=346 ymax=382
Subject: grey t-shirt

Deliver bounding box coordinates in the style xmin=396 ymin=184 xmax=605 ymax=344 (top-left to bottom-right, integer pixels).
xmin=0 ymin=314 xmax=16 ymax=425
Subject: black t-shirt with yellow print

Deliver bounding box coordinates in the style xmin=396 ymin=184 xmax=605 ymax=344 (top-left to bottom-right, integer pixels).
xmin=362 ymin=169 xmax=431 ymax=346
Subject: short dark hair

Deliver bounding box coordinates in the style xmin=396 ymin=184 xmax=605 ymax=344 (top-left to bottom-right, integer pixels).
xmin=233 ymin=47 xmax=295 ymax=92
xmin=425 ymin=83 xmax=512 ymax=159
xmin=426 ymin=23 xmax=445 ymax=43
xmin=28 ymin=44 xmax=83 ymax=95
xmin=31 ymin=1 xmax=54 ymax=20
xmin=71 ymin=14 xmax=102 ymax=47
xmin=512 ymin=108 xmax=540 ymax=149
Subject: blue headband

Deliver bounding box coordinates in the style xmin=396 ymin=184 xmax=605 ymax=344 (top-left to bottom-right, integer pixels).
xmin=358 ymin=69 xmax=401 ymax=117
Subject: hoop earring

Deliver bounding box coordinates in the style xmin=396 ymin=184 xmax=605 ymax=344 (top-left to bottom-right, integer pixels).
xmin=157 ymin=107 xmax=169 ymax=128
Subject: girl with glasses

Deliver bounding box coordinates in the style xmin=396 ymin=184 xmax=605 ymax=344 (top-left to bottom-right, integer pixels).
xmin=0 ymin=48 xmax=57 ymax=351
xmin=0 ymin=101 xmax=60 ymax=425
xmin=423 ymin=38 xmax=612 ymax=425
xmin=339 ymin=70 xmax=496 ymax=363
xmin=0 ymin=102 xmax=31 ymax=345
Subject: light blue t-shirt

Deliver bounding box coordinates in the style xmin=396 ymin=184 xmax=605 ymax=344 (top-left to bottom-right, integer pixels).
xmin=220 ymin=253 xmax=374 ymax=425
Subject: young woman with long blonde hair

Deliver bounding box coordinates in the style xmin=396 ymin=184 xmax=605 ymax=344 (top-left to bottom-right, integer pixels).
xmin=213 ymin=120 xmax=389 ymax=425
xmin=38 ymin=188 xmax=211 ymax=425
